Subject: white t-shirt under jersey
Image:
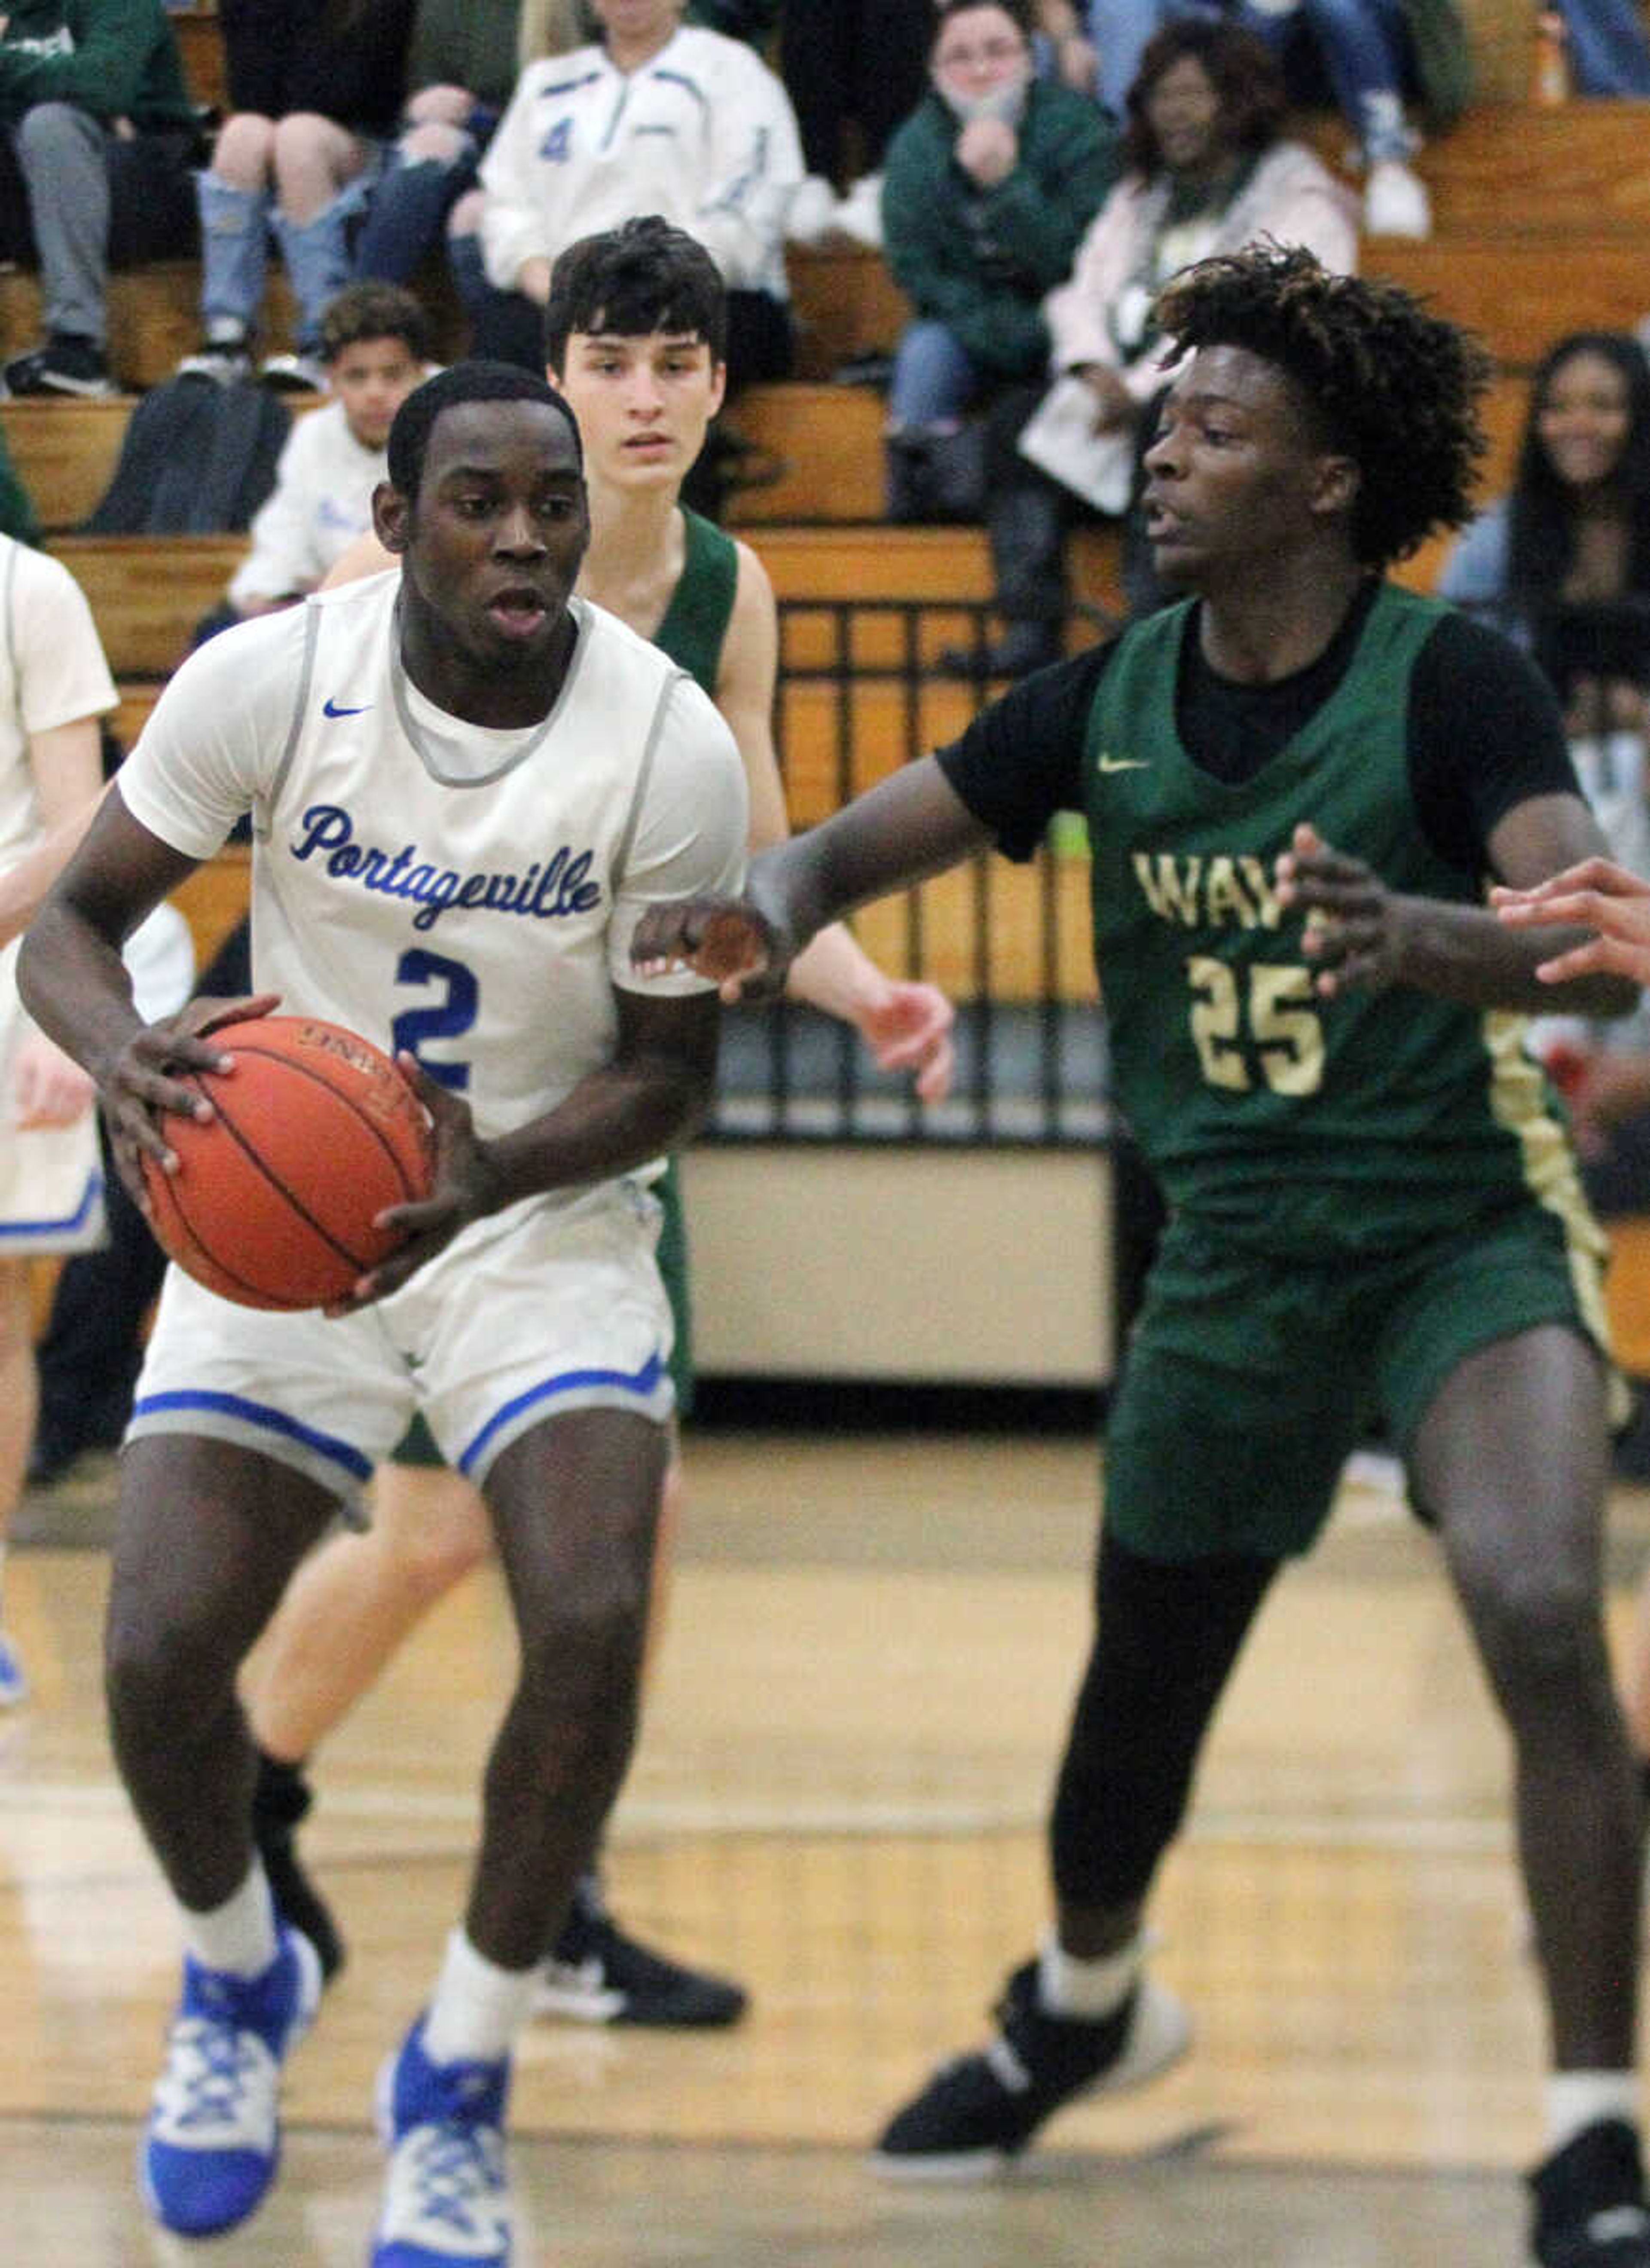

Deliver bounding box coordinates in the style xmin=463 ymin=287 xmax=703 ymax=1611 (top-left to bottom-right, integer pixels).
xmin=117 ymin=572 xmax=747 ymax=1153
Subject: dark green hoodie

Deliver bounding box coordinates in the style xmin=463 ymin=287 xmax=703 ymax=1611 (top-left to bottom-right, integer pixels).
xmin=0 ymin=0 xmax=194 ymax=131
xmin=882 ymin=78 xmax=1121 ymax=380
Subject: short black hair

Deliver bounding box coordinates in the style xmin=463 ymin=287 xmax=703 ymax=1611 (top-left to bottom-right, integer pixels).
xmin=318 ymin=279 xmax=432 ymax=365
xmin=543 ymin=215 xmax=727 ymax=373
xmin=386 ymin=360 xmax=583 ymax=500
xmin=1154 ymin=242 xmax=1491 ymax=567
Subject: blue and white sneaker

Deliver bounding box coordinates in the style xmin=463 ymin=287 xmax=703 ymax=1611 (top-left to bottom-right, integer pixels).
xmin=141 ymin=1924 xmax=321 ymax=2235
xmin=373 ymin=2015 xmax=511 ymax=2266
xmin=0 ymin=1629 xmax=27 ymax=1706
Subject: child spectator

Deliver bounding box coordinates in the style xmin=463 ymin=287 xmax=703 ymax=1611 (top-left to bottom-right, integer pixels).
xmin=202 ymin=282 xmax=434 ymax=633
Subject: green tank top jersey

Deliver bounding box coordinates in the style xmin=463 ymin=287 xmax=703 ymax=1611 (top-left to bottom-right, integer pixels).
xmin=654 ymin=507 xmax=738 ymax=697
xmin=1085 ymin=582 xmax=1589 ymax=1258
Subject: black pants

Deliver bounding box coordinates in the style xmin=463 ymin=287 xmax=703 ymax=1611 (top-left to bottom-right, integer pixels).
xmin=779 ymin=0 xmax=932 ymax=182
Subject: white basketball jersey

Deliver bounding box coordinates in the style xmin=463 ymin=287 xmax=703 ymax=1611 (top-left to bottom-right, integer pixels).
xmin=118 ymin=572 xmax=747 ymax=1149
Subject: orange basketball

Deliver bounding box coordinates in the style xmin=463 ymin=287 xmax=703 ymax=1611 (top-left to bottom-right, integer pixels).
xmin=141 ymin=1016 xmax=436 ymax=1311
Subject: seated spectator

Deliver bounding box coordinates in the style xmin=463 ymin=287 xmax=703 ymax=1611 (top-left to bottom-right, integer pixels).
xmin=0 ymin=0 xmax=198 ymax=398
xmin=455 ymin=0 xmax=802 ymax=391
xmin=948 ymin=16 xmax=1356 ymax=677
xmin=1074 ymin=0 xmax=1438 ymax=238
xmin=179 ymin=0 xmax=416 ymax=393
xmin=1440 ymin=332 xmax=1650 ymax=651
xmin=198 ymin=281 xmax=434 ymax=636
xmin=881 ymin=0 xmax=1121 ymax=524
xmin=349 ymin=0 xmax=525 ymax=293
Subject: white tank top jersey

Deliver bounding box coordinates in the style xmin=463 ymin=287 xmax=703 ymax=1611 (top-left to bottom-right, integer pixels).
xmin=116 ymin=570 xmax=748 ymax=1154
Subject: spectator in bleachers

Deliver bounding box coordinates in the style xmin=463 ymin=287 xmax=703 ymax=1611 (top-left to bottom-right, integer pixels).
xmin=881 ymin=0 xmax=1121 ymax=525
xmin=349 ymin=0 xmax=526 ymax=294
xmin=1062 ymin=0 xmax=1439 ymax=238
xmin=178 ymin=0 xmax=416 ymax=394
xmin=455 ymin=0 xmax=802 ymax=392
xmin=1440 ymin=332 xmax=1650 ymax=656
xmin=0 ymin=0 xmax=199 ymax=399
xmin=946 ymin=16 xmax=1355 ymax=678
xmin=198 ymin=282 xmax=434 ymax=638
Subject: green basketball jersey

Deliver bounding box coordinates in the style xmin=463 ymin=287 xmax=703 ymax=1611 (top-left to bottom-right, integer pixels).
xmin=1085 ymin=582 xmax=1586 ymax=1256
xmin=654 ymin=507 xmax=738 ymax=696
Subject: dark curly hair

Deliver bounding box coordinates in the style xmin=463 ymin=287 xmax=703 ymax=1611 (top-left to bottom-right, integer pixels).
xmin=1153 ymin=242 xmax=1491 ymax=567
xmin=1122 ymin=18 xmax=1286 ymax=176
xmin=1506 ymin=331 xmax=1650 ymax=619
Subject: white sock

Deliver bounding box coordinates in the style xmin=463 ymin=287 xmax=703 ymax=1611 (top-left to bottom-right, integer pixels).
xmin=182 ymin=1861 xmax=279 ymax=1979
xmin=422 ymin=1928 xmax=538 ymax=2066
xmin=1546 ymin=2071 xmax=1642 ymax=2153
xmin=1037 ymin=1929 xmax=1142 ymax=2020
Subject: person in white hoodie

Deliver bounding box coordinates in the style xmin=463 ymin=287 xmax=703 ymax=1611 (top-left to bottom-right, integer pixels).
xmin=454 ymin=0 xmax=802 ymax=391
xmin=220 ymin=280 xmax=436 ymax=622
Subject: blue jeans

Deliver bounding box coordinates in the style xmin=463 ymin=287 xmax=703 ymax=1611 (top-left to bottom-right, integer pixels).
xmin=1087 ymin=0 xmax=1415 ymax=157
xmin=1557 ymin=0 xmax=1650 ymax=92
xmin=198 ymin=153 xmax=383 ymax=347
xmin=887 ymin=320 xmax=986 ymax=428
xmin=351 ymin=130 xmax=481 ymax=287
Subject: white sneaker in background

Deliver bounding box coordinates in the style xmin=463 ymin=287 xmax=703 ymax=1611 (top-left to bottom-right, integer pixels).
xmin=786 ymin=174 xmax=843 ymax=247
xmin=1363 ymin=158 xmax=1432 ymax=239
xmin=833 ymin=171 xmax=886 ymax=249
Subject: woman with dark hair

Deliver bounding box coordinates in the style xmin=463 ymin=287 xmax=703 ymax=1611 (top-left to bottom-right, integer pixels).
xmin=1442 ymin=332 xmax=1650 ymax=666
xmin=948 ymin=16 xmax=1354 ymax=678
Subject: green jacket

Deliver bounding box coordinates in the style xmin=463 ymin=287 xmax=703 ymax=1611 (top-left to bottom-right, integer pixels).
xmin=0 ymin=427 xmax=39 ymax=547
xmin=0 ymin=0 xmax=194 ymax=130
xmin=881 ymin=81 xmax=1121 ymax=380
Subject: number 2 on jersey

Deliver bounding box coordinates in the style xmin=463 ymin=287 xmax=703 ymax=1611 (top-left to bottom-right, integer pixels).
xmin=1187 ymin=956 xmax=1324 ymax=1095
xmin=392 ymin=948 xmax=478 ymax=1091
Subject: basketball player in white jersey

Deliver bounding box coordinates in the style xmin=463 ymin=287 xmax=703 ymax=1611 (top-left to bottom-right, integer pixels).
xmin=237 ymin=217 xmax=957 ymax=2027
xmin=19 ymin=362 xmax=749 ymax=2268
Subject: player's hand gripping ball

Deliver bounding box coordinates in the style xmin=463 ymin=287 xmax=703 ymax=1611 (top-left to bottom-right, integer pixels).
xmin=140 ymin=1015 xmax=435 ymax=1310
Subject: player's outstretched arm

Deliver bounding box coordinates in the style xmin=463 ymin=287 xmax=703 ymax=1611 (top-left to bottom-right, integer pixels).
xmin=1275 ymin=814 xmax=1641 ymax=1021
xmin=632 ymin=757 xmax=990 ymax=993
xmin=1492 ymin=857 xmax=1650 ymax=989
xmin=717 ymin=544 xmax=956 ymax=1101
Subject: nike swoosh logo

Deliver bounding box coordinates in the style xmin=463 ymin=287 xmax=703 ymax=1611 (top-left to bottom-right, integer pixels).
xmin=323 ymin=697 xmax=371 ymax=718
xmin=1097 ymin=754 xmax=1150 ymax=773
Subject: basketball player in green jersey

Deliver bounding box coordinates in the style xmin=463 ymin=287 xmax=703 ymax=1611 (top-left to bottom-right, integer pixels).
xmin=633 ymin=243 xmax=1650 ymax=2268
xmin=241 ymin=216 xmax=957 ymax=2021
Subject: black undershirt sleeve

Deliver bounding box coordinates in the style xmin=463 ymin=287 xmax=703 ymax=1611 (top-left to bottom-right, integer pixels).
xmin=933 ymin=643 xmax=1117 ymax=862
xmin=1407 ymin=612 xmax=1583 ymax=877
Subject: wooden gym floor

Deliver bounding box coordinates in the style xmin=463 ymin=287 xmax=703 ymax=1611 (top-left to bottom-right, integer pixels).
xmin=6 ymin=1424 xmax=1649 ymax=2265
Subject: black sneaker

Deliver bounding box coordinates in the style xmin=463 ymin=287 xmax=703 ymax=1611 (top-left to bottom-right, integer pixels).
xmin=872 ymin=1957 xmax=1191 ymax=2181
xmin=2 ymin=335 xmax=114 ymax=398
xmin=1531 ymin=2119 xmax=1650 ymax=2265
xmin=534 ymin=1901 xmax=748 ymax=2027
xmin=249 ymin=1751 xmax=345 ymax=1986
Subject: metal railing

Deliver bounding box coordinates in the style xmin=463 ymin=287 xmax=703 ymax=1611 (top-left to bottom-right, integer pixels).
xmin=707 ymin=597 xmax=1109 ymax=1149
